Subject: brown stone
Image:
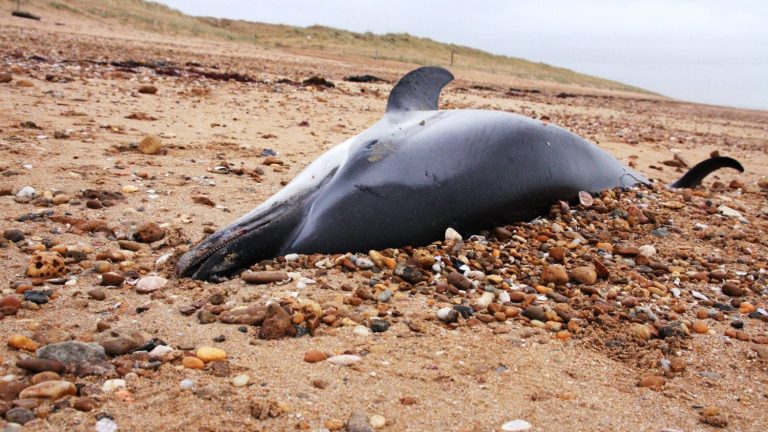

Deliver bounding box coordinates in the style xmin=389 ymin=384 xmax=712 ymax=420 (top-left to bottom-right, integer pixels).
xmin=570 ymin=266 xmax=597 ymax=285
xmin=540 ymin=265 xmax=568 ymax=285
xmin=638 ymin=375 xmax=666 ymax=391
xmin=447 ymin=271 xmax=472 ymax=291
xmin=138 ymin=85 xmax=158 ymax=94
xmin=241 ymin=271 xmax=289 ymax=284
xmin=548 ymin=246 xmax=566 ymax=262
xmin=26 ymin=252 xmax=67 ymax=278
xmin=134 ymin=222 xmax=165 ymax=243
xmin=259 ymin=304 xmax=296 ymax=340
xmin=303 ymin=350 xmax=327 ymax=363
xmin=721 ymin=282 xmax=744 ymax=297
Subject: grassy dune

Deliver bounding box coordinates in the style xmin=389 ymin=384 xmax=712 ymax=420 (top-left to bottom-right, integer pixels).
xmin=24 ymin=0 xmax=649 ymax=93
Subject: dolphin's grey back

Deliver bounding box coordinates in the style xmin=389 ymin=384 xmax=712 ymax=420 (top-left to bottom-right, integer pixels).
xmin=282 ymin=109 xmax=647 ymax=255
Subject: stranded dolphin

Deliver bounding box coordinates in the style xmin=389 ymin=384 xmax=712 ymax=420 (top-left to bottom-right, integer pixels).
xmin=177 ymin=66 xmax=744 ymax=280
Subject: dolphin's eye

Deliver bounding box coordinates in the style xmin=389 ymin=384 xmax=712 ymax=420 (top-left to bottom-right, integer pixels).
xmin=365 ymin=139 xmax=379 ymax=149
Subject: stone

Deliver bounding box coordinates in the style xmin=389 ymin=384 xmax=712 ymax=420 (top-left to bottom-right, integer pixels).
xmin=32 ymin=371 xmax=61 ymax=385
xmin=138 ymin=85 xmax=158 ymax=95
xmin=196 ymin=347 xmax=227 ymax=363
xmin=614 ymin=245 xmax=640 ymax=256
xmin=630 ymin=324 xmax=652 ymax=341
xmin=692 ymin=321 xmax=709 ymax=334
xmin=36 ymin=341 xmax=106 ymax=364
xmin=570 ymin=266 xmax=597 ymax=285
xmin=354 ymin=325 xmax=371 ymax=337
xmin=148 ymin=345 xmax=173 ymax=360
xmin=23 ymin=290 xmax=51 ymax=305
xmin=369 ymin=318 xmax=390 ymax=333
xmin=16 ymin=357 xmax=64 ymax=374
xmin=522 ymin=306 xmax=547 ymax=322
xmin=138 ymin=135 xmax=162 ymax=155
xmin=27 ymin=252 xmax=66 ymax=278
xmin=304 ymin=350 xmax=328 ymax=363
xmin=135 ymin=276 xmax=167 ymax=294
xmin=669 ymin=357 xmax=687 ymax=372
xmin=209 ymin=361 xmax=230 ymax=377
xmin=3 ymin=228 xmax=25 ymax=242
xmin=100 ymin=272 xmax=125 ymax=286
xmin=73 ymin=397 xmax=97 ymax=412
xmin=18 ymin=380 xmax=76 ymax=400
xmin=347 ymin=411 xmax=373 ymax=432
xmin=87 ymin=288 xmax=106 ymax=301
xmin=437 ymin=307 xmax=459 ymax=323
xmin=134 ymin=223 xmax=165 ymax=243
xmin=101 ymin=379 xmax=126 ymax=393
xmin=444 ymin=227 xmax=462 ymax=241
xmin=197 ymin=310 xmax=217 ymax=324
xmin=548 ymin=246 xmax=566 ymax=262
xmin=326 ymin=355 xmax=361 ymax=366
xmin=502 ymin=419 xmax=532 ymax=431
xmin=540 ymin=265 xmax=568 ymax=285
xmin=411 ymin=249 xmax=435 ymax=268
xmin=0 ymin=72 xmax=12 ymax=83
xmin=721 ymin=282 xmax=744 ymax=297
xmin=259 ymin=304 xmax=296 ymax=340
xmin=325 ymin=419 xmax=345 ymax=431
xmin=638 ymin=375 xmax=666 ymax=391
xmin=370 ymin=414 xmax=386 ymax=429
xmin=232 ymin=374 xmax=250 ymax=387
xmin=8 ymin=335 xmax=38 ymax=352
xmin=447 ymin=271 xmax=472 ymax=291
xmin=218 ymin=305 xmax=267 ymax=325
xmin=241 ymin=271 xmax=289 ymax=284
xmin=182 ymin=356 xmax=205 ymax=369
xmin=96 ymin=327 xmax=145 ymax=356
xmin=0 ymin=381 xmax=27 ymax=402
xmin=75 ymin=359 xmax=115 ymax=377
xmin=394 ymin=264 xmax=425 ymax=284
xmin=4 ymin=407 xmax=36 ymax=425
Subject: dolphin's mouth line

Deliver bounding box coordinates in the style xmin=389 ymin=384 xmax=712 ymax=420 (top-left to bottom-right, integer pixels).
xmin=181 ymin=219 xmax=273 ymax=277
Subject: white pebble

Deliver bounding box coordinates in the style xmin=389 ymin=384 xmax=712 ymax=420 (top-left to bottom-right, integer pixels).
xmin=16 ymin=186 xmax=37 ymax=199
xmin=436 ymin=307 xmax=455 ymax=322
xmin=476 ymin=291 xmax=495 ymax=308
xmin=179 ymin=378 xmax=195 ymax=389
xmin=498 ymin=291 xmax=511 ymax=303
xmin=638 ymin=245 xmax=657 ymax=257
xmin=101 ymin=379 xmax=126 ymax=393
xmin=231 ymin=374 xmax=250 ymax=387
xmin=502 ymin=419 xmax=532 ymax=431
xmin=326 ymin=355 xmax=362 ymax=366
xmin=284 ymin=253 xmax=300 ymax=262
xmin=370 ymin=414 xmax=386 ymax=428
xmin=148 ymin=345 xmax=174 ymax=360
xmin=444 ymin=227 xmax=462 ymax=241
xmin=95 ymin=417 xmax=118 ymax=432
xmin=353 ymin=325 xmax=371 ymax=337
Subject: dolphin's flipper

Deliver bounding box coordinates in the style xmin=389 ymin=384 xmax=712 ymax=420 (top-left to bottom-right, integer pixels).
xmin=386 ymin=66 xmax=454 ymax=113
xmin=668 ymin=156 xmax=744 ymax=189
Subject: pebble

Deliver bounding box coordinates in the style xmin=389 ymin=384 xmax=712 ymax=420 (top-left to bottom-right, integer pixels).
xmin=326 ymin=355 xmax=361 ymax=366
xmin=692 ymin=321 xmax=709 ymax=334
xmin=354 ymin=325 xmax=371 ymax=337
xmin=179 ymin=379 xmax=195 ymax=390
xmin=522 ymin=306 xmax=547 ymax=322
xmin=721 ymin=281 xmax=744 ymax=297
xmin=75 ymin=358 xmax=115 ymax=377
xmin=501 ymin=419 xmax=532 ymax=431
xmin=638 ymin=245 xmax=657 ymax=257
xmin=36 ymin=341 xmax=106 ymax=364
xmin=101 ymin=379 xmax=126 ymax=393
xmin=23 ymin=289 xmax=51 ymax=305
xmin=0 ymin=72 xmax=12 ymax=83
xmin=540 ymin=265 xmax=568 ymax=285
xmin=570 ymin=266 xmax=597 ymax=285
xmin=444 ymin=227 xmax=462 ymax=241
xmin=87 ymin=288 xmax=106 ymax=300
xmin=148 ymin=345 xmax=173 ymax=360
xmin=347 ymin=411 xmax=373 ymax=432
xmin=437 ymin=307 xmax=459 ymax=323
xmin=370 ymin=319 xmax=390 ymax=333
xmin=3 ymin=228 xmax=25 ymax=242
xmin=138 ymin=135 xmax=162 ymax=154
xmin=138 ymin=85 xmax=158 ymax=94
xmin=8 ymin=335 xmax=38 ymax=352
xmin=26 ymin=251 xmax=67 ymax=278
xmin=16 ymin=186 xmax=37 ymax=200
xmin=304 ymin=350 xmax=328 ymax=363
xmin=241 ymin=271 xmax=289 ymax=284
xmin=369 ymin=414 xmax=386 ymax=429
xmin=73 ymin=397 xmax=97 ymax=412
xmin=196 ymin=346 xmax=227 ymax=363
xmin=218 ymin=305 xmax=267 ymax=325
xmin=134 ymin=222 xmax=165 ymax=243
xmin=16 ymin=357 xmax=64 ymax=373
xmin=259 ymin=303 xmax=296 ymax=340
xmin=638 ymin=375 xmax=666 ymax=391
xmin=4 ymin=407 xmax=36 ymax=425
xmin=135 ymin=275 xmax=167 ymax=293
xmin=284 ymin=253 xmax=300 ymax=262
xmin=325 ymin=419 xmax=345 ymax=431
xmin=447 ymin=271 xmax=472 ymax=291
xmin=231 ymin=374 xmax=250 ymax=387
xmin=377 ymin=289 xmax=392 ymax=303
xmin=476 ymin=291 xmax=495 ymax=308
xmin=96 ymin=327 xmax=146 ymax=356
xmin=630 ymin=324 xmax=652 ymax=341
xmin=18 ymin=380 xmax=76 ymax=400
xmin=100 ymin=272 xmax=125 ymax=286
xmin=30 ymin=371 xmax=61 ymax=385
xmin=182 ymin=356 xmax=205 ymax=369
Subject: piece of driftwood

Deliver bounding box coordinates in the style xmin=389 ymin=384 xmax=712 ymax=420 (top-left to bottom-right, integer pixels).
xmin=12 ymin=10 xmax=41 ymax=20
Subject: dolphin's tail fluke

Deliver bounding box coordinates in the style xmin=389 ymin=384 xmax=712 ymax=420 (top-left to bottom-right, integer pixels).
xmin=668 ymin=156 xmax=744 ymax=189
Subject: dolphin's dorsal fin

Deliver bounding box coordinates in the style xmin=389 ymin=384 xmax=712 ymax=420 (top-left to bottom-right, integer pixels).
xmin=386 ymin=66 xmax=454 ymax=113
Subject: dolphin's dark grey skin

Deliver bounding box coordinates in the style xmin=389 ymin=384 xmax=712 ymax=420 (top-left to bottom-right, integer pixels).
xmin=177 ymin=66 xmax=744 ymax=280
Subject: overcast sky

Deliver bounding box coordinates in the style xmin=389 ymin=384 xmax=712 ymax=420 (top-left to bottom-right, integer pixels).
xmin=157 ymin=0 xmax=768 ymax=110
